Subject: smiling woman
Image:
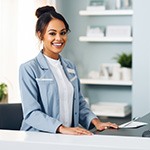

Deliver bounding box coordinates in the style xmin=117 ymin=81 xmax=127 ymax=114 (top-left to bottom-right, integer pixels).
xmin=18 ymin=5 xmax=118 ymax=135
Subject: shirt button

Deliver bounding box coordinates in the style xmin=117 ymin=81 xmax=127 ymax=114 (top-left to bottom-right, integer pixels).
xmin=75 ymin=112 xmax=77 ymax=115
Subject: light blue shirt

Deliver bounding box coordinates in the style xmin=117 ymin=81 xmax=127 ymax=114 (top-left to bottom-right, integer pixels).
xmin=19 ymin=51 xmax=97 ymax=133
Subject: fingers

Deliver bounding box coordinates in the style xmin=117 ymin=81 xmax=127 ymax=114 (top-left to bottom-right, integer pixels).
xmin=107 ymin=122 xmax=118 ymax=129
xmin=74 ymin=127 xmax=93 ymax=135
xmin=58 ymin=126 xmax=93 ymax=135
xmin=103 ymin=122 xmax=118 ymax=130
xmin=96 ymin=122 xmax=119 ymax=131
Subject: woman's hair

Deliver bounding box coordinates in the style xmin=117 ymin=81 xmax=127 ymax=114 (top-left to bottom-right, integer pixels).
xmin=35 ymin=5 xmax=70 ymax=40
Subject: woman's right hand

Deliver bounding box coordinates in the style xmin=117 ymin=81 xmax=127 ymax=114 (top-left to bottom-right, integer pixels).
xmin=57 ymin=125 xmax=93 ymax=135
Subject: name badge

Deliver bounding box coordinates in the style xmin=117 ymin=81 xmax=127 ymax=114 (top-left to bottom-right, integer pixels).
xmin=67 ymin=68 xmax=76 ymax=74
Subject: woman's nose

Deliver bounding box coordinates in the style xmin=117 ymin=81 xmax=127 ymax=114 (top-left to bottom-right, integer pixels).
xmin=55 ymin=33 xmax=61 ymax=40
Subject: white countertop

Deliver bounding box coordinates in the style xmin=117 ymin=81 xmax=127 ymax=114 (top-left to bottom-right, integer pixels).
xmin=0 ymin=130 xmax=150 ymax=150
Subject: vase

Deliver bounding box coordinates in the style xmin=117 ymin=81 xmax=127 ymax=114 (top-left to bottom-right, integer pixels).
xmin=121 ymin=67 xmax=132 ymax=81
xmin=0 ymin=95 xmax=8 ymax=103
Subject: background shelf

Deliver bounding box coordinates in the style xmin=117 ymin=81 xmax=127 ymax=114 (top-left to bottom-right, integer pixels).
xmin=79 ymin=10 xmax=133 ymax=16
xmin=79 ymin=36 xmax=133 ymax=42
xmin=80 ymin=78 xmax=132 ymax=86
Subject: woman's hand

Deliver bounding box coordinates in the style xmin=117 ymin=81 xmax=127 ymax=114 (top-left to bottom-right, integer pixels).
xmin=92 ymin=118 xmax=118 ymax=131
xmin=57 ymin=125 xmax=93 ymax=135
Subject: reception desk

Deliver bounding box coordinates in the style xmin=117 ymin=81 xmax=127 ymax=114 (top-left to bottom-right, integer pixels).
xmin=0 ymin=129 xmax=150 ymax=150
xmin=95 ymin=112 xmax=150 ymax=137
xmin=1 ymin=113 xmax=150 ymax=150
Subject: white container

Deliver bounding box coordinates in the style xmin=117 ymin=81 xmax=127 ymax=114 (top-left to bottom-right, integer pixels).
xmin=115 ymin=0 xmax=121 ymax=9
xmin=99 ymin=63 xmax=121 ymax=80
xmin=86 ymin=6 xmax=106 ymax=11
xmin=106 ymin=25 xmax=131 ymax=37
xmin=91 ymin=102 xmax=131 ymax=117
xmin=121 ymin=67 xmax=132 ymax=81
xmin=112 ymin=63 xmax=121 ymax=80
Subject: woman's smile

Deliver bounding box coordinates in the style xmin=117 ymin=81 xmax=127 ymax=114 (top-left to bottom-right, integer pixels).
xmin=52 ymin=42 xmax=64 ymax=48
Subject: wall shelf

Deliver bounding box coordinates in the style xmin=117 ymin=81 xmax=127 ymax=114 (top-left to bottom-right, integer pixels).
xmin=79 ymin=36 xmax=133 ymax=42
xmin=80 ymin=78 xmax=132 ymax=86
xmin=79 ymin=10 xmax=133 ymax=16
xmin=78 ymin=4 xmax=133 ymax=114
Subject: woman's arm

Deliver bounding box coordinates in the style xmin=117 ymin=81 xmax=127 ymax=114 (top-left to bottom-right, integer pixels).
xmin=19 ymin=63 xmax=62 ymax=133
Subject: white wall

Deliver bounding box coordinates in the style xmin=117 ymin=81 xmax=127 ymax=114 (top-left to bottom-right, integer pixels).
xmin=132 ymin=0 xmax=150 ymax=117
xmin=0 ymin=0 xmax=19 ymax=102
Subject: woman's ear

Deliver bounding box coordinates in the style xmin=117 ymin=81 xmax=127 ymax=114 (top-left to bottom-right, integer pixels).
xmin=37 ymin=31 xmax=43 ymax=40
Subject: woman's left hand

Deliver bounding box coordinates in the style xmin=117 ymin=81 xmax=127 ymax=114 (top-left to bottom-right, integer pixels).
xmin=92 ymin=118 xmax=118 ymax=131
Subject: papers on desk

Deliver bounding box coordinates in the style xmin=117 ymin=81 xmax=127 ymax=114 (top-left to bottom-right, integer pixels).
xmin=119 ymin=121 xmax=148 ymax=129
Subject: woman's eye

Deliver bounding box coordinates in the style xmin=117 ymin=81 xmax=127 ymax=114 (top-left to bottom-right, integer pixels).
xmin=49 ymin=32 xmax=56 ymax=36
xmin=60 ymin=31 xmax=67 ymax=35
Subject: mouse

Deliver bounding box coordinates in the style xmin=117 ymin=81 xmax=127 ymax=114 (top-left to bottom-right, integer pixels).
xmin=142 ymin=130 xmax=150 ymax=137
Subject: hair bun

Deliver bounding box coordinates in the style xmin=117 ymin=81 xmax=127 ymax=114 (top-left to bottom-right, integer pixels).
xmin=35 ymin=6 xmax=56 ymax=18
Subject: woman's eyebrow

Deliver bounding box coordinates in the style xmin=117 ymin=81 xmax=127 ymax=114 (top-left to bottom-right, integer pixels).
xmin=61 ymin=28 xmax=67 ymax=31
xmin=48 ymin=29 xmax=56 ymax=32
xmin=48 ymin=28 xmax=67 ymax=32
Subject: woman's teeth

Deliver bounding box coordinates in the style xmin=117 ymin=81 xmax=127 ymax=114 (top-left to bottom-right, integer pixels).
xmin=53 ymin=43 xmax=62 ymax=46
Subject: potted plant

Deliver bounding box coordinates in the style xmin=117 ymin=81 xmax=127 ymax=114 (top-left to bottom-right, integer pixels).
xmin=113 ymin=52 xmax=132 ymax=81
xmin=0 ymin=83 xmax=8 ymax=103
xmin=114 ymin=52 xmax=132 ymax=68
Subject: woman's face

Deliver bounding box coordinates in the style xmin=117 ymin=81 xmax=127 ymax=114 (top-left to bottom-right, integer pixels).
xmin=41 ymin=19 xmax=68 ymax=59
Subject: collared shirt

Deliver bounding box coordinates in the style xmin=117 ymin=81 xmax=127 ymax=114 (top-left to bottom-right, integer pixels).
xmin=44 ymin=55 xmax=74 ymax=127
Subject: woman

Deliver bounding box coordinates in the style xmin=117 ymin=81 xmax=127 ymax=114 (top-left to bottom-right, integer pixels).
xmin=19 ymin=5 xmax=118 ymax=135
